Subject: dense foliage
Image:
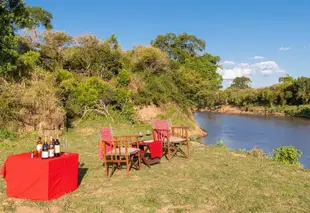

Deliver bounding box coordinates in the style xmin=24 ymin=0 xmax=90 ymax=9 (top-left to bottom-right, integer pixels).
xmin=0 ymin=0 xmax=222 ymax=132
xmin=217 ymin=76 xmax=310 ymax=117
xmin=229 ymin=76 xmax=251 ymax=89
xmin=273 ymin=145 xmax=303 ymax=165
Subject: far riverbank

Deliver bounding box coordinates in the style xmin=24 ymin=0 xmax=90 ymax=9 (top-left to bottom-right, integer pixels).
xmin=200 ymin=105 xmax=310 ymax=118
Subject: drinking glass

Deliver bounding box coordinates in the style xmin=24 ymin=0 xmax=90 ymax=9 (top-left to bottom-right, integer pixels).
xmin=63 ymin=138 xmax=70 ymax=155
xmin=138 ymin=131 xmax=143 ymax=138
xmin=146 ymin=130 xmax=151 ymax=136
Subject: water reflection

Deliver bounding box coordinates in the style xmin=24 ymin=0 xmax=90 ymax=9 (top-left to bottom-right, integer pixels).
xmin=195 ymin=112 xmax=310 ymax=168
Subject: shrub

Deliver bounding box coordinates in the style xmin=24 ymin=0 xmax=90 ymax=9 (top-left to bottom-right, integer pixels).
xmin=0 ymin=128 xmax=16 ymax=140
xmin=0 ymin=70 xmax=66 ymax=134
xmin=117 ymin=69 xmax=131 ymax=87
xmin=273 ymin=145 xmax=303 ymax=165
xmin=67 ymin=76 xmax=114 ymax=115
xmin=215 ymin=140 xmax=225 ymax=147
xmin=248 ymin=148 xmax=265 ymax=158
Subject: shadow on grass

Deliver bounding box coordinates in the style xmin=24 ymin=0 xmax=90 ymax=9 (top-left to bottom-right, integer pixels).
xmin=78 ymin=168 xmax=88 ymax=186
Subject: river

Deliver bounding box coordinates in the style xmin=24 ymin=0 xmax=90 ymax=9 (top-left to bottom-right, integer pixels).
xmin=194 ymin=112 xmax=310 ymax=168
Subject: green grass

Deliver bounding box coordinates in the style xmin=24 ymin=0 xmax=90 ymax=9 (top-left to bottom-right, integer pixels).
xmin=1 ymin=119 xmax=310 ymax=213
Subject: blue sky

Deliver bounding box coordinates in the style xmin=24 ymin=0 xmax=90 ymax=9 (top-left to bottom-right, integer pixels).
xmin=25 ymin=0 xmax=310 ymax=88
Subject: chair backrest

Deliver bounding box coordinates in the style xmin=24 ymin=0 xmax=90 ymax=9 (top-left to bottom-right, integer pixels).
xmin=113 ymin=135 xmax=139 ymax=146
xmin=102 ymin=139 xmax=129 ymax=162
xmin=98 ymin=128 xmax=113 ymax=159
xmin=152 ymin=120 xmax=171 ymax=130
xmin=100 ymin=128 xmax=113 ymax=140
xmin=152 ymin=120 xmax=170 ymax=140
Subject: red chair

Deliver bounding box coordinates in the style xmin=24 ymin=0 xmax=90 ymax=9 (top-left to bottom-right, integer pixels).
xmin=98 ymin=128 xmax=141 ymax=177
xmin=152 ymin=120 xmax=189 ymax=161
xmin=98 ymin=128 xmax=113 ymax=160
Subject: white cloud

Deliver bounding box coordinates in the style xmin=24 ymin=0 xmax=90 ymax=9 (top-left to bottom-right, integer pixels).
xmin=252 ymin=56 xmax=264 ymax=60
xmin=221 ymin=60 xmax=235 ymax=65
xmin=279 ymin=47 xmax=291 ymax=51
xmin=218 ymin=60 xmax=285 ymax=80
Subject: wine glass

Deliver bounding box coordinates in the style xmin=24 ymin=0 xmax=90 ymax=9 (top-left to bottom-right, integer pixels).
xmin=138 ymin=131 xmax=143 ymax=138
xmin=63 ymin=138 xmax=70 ymax=155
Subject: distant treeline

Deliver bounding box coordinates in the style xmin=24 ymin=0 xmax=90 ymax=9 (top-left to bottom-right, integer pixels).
xmin=212 ymin=76 xmax=310 ymax=117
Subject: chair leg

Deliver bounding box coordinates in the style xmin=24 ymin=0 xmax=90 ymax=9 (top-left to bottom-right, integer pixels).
xmin=171 ymin=146 xmax=179 ymax=158
xmin=186 ymin=140 xmax=190 ymax=158
xmin=178 ymin=147 xmax=187 ymax=157
xmin=110 ymin=164 xmax=117 ymax=178
xmin=167 ymin=142 xmax=171 ymax=161
xmin=137 ymin=152 xmax=141 ymax=170
xmin=105 ymin=163 xmax=109 ymax=177
xmin=126 ymin=156 xmax=130 ymax=176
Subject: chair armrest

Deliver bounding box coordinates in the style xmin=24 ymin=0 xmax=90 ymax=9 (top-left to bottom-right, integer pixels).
xmin=171 ymin=126 xmax=190 ymax=129
xmin=113 ymin=135 xmax=140 ymax=146
xmin=171 ymin=126 xmax=189 ymax=138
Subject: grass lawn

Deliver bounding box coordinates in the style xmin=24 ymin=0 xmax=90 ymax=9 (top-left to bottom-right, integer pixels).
xmin=1 ymin=119 xmax=310 ymax=213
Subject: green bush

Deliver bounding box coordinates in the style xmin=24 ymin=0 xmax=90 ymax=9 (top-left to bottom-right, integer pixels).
xmin=0 ymin=128 xmax=16 ymax=140
xmin=215 ymin=140 xmax=225 ymax=147
xmin=117 ymin=69 xmax=131 ymax=87
xmin=273 ymin=145 xmax=303 ymax=165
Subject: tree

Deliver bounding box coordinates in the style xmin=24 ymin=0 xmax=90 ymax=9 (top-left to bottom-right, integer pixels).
xmin=0 ymin=0 xmax=52 ymax=78
xmin=63 ymin=34 xmax=122 ymax=79
xmin=279 ymin=75 xmax=294 ymax=84
xmin=129 ymin=45 xmax=171 ymax=74
xmin=183 ymin=53 xmax=222 ymax=90
xmin=40 ymin=31 xmax=73 ymax=71
xmin=0 ymin=0 xmax=28 ymax=76
xmin=25 ymin=6 xmax=53 ymax=39
xmin=230 ymin=77 xmax=252 ymax=89
xmin=292 ymin=77 xmax=310 ymax=104
xmin=104 ymin=34 xmax=119 ymax=50
xmin=151 ymin=33 xmax=206 ymax=63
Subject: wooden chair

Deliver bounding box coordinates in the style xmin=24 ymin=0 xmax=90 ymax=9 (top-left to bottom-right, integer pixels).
xmin=102 ymin=139 xmax=141 ymax=178
xmin=98 ymin=128 xmax=139 ymax=160
xmin=152 ymin=120 xmax=189 ymax=161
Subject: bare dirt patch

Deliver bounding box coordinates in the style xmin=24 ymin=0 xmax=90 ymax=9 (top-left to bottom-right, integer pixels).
xmin=16 ymin=206 xmax=43 ymax=213
xmin=158 ymin=205 xmax=192 ymax=213
xmin=78 ymin=127 xmax=95 ymax=136
xmin=230 ymin=152 xmax=247 ymax=158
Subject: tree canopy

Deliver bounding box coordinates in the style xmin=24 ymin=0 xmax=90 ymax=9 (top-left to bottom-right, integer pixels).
xmin=151 ymin=33 xmax=206 ymax=63
xmin=229 ymin=76 xmax=252 ymax=89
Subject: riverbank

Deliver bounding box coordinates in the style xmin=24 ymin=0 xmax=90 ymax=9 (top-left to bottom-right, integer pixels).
xmin=202 ymin=105 xmax=310 ymax=118
xmin=1 ymin=119 xmax=310 ymax=212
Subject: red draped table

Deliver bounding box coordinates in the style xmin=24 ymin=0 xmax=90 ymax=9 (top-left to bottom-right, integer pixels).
xmin=1 ymin=152 xmax=79 ymax=201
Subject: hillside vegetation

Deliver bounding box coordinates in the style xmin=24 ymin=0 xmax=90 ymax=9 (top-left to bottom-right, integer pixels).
xmin=0 ymin=0 xmax=222 ymax=135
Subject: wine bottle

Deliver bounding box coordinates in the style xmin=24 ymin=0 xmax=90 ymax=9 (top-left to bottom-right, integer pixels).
xmin=54 ymin=135 xmax=61 ymax=157
xmin=49 ymin=136 xmax=55 ymax=158
xmin=36 ymin=137 xmax=43 ymax=156
xmin=42 ymin=136 xmax=49 ymax=159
